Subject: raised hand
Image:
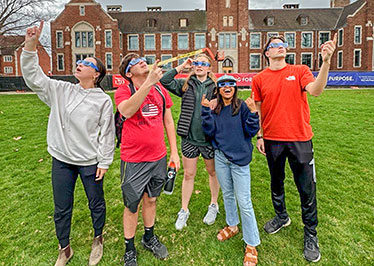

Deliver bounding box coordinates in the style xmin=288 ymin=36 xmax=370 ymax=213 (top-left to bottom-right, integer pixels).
xmin=321 ymin=33 xmax=337 ymax=65
xmin=182 ymin=58 xmax=194 ymax=69
xmin=24 ymin=21 xmax=44 ymax=51
xmin=146 ymin=59 xmax=163 ymax=85
xmin=201 ymin=94 xmax=210 ymax=107
xmin=245 ymin=97 xmax=257 ymax=113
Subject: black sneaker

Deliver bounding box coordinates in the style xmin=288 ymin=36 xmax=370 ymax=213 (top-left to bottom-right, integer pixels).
xmin=141 ymin=235 xmax=168 ymax=259
xmin=123 ymin=249 xmax=137 ymax=266
xmin=304 ymin=234 xmax=321 ymax=262
xmin=264 ymin=215 xmax=291 ymax=234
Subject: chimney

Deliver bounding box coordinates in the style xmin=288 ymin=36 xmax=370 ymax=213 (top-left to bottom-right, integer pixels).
xmin=147 ymin=6 xmax=162 ymax=11
xmin=330 ymin=0 xmax=350 ymax=8
xmin=107 ymin=5 xmax=122 ymax=12
xmin=283 ymin=4 xmax=300 ymax=9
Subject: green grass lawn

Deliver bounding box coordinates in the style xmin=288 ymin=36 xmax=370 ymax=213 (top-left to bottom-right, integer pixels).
xmin=0 ymin=89 xmax=373 ymax=266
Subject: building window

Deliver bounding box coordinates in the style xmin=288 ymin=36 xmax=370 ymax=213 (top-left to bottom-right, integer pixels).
xmin=80 ymin=5 xmax=85 ymax=16
xmin=75 ymin=53 xmax=94 ymax=62
xmin=337 ymin=51 xmax=343 ymax=68
xmin=145 ymin=55 xmax=156 ymax=65
xmin=105 ymin=30 xmax=112 ymax=48
xmin=195 ymin=33 xmax=205 ymax=49
xmin=218 ymin=33 xmax=237 ymax=49
xmin=266 ymin=17 xmax=274 ymax=26
xmin=301 ymin=32 xmax=313 ymax=48
xmin=229 ymin=16 xmax=233 ymax=27
xmin=57 ymin=54 xmax=64 ymax=71
xmin=225 ymin=0 xmax=231 ymax=8
xmin=250 ymin=33 xmax=261 ymax=49
xmin=161 ymin=54 xmax=172 ymax=70
xmin=128 ymin=35 xmax=139 ymax=50
xmin=284 ymin=32 xmax=295 ymax=48
xmin=338 ymin=29 xmax=343 ymax=46
xmin=75 ymin=31 xmax=93 ymax=48
xmin=4 ymin=67 xmax=13 ymax=73
xmin=354 ymin=26 xmax=362 ymax=44
xmin=106 ymin=53 xmax=112 ymax=70
xmin=178 ymin=34 xmax=189 ymax=50
xmin=3 ymin=55 xmax=12 ymax=62
xmin=178 ymin=56 xmax=188 ymax=66
xmin=146 ymin=19 xmax=157 ymax=28
xmin=301 ymin=53 xmax=313 ymax=68
xmin=179 ymin=18 xmax=187 ymax=27
xmin=300 ymin=16 xmax=308 ymax=26
xmin=161 ymin=34 xmax=172 ymax=50
xmin=285 ymin=54 xmax=295 ymax=64
xmin=319 ymin=32 xmax=330 ymax=47
xmin=250 ymin=54 xmax=261 ymax=69
xmin=223 ymin=16 xmax=228 ymax=27
xmin=354 ymin=49 xmax=361 ymax=68
xmin=267 ymin=32 xmax=278 ymax=41
xmin=119 ymin=32 xmax=123 ymax=49
xmin=56 ymin=31 xmax=63 ymax=48
xmin=144 ymin=35 xmax=155 ymax=50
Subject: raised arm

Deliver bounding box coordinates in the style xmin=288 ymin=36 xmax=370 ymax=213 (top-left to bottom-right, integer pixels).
xmin=201 ymin=94 xmax=216 ymax=137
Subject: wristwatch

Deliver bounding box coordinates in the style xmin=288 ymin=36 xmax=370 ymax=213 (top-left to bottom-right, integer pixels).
xmin=257 ymin=135 xmax=263 ymax=140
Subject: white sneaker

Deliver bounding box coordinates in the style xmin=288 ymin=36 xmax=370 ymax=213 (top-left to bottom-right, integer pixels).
xmin=203 ymin=203 xmax=219 ymax=225
xmin=175 ymin=208 xmax=190 ymax=230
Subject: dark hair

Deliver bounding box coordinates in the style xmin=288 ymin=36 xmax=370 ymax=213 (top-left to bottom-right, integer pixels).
xmin=262 ymin=35 xmax=286 ymax=64
xmin=119 ymin=53 xmax=140 ymax=82
xmin=93 ymin=57 xmax=106 ymax=90
xmin=214 ymin=86 xmax=242 ymax=116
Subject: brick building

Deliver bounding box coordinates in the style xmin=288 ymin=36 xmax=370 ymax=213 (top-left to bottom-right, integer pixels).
xmin=50 ymin=0 xmax=374 ymax=75
xmin=0 ymin=35 xmax=50 ymax=77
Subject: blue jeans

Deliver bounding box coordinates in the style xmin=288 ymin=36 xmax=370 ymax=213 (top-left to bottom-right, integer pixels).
xmin=215 ymin=150 xmax=260 ymax=246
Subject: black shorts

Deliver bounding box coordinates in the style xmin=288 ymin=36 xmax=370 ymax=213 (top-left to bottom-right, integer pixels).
xmin=120 ymin=156 xmax=167 ymax=213
xmin=181 ymin=138 xmax=214 ymax=160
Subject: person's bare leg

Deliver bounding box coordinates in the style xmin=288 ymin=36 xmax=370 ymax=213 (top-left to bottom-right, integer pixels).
xmin=204 ymin=158 xmax=219 ymax=205
xmin=142 ymin=193 xmax=157 ymax=227
xmin=181 ymin=156 xmax=199 ymax=211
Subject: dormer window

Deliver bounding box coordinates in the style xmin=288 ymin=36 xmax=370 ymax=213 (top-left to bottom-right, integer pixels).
xmin=146 ymin=19 xmax=157 ymax=28
xmin=298 ymin=15 xmax=309 ymax=26
xmin=180 ymin=18 xmax=188 ymax=27
xmin=266 ymin=17 xmax=275 ymax=26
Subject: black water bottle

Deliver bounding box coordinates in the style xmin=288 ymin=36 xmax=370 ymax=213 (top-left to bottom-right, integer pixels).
xmin=164 ymin=162 xmax=177 ymax=195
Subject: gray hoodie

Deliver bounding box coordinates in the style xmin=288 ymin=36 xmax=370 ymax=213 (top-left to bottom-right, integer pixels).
xmin=21 ymin=50 xmax=115 ymax=169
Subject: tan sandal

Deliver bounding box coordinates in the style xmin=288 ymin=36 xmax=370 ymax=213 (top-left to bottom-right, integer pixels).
xmin=243 ymin=245 xmax=258 ymax=266
xmin=217 ymin=226 xmax=239 ymax=241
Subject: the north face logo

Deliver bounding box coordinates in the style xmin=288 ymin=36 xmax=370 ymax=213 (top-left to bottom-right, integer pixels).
xmin=285 ymin=76 xmax=296 ymax=81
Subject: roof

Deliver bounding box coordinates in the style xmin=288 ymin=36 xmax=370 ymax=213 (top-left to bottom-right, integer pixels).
xmin=248 ymin=8 xmax=342 ymax=31
xmin=336 ymin=0 xmax=366 ymax=28
xmin=0 ymin=35 xmax=24 ymax=55
xmin=109 ymin=10 xmax=206 ymax=33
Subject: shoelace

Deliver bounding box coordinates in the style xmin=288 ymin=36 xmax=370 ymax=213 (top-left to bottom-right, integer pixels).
xmin=305 ymin=237 xmax=317 ymax=251
xmin=147 ymin=236 xmax=162 ymax=249
xmin=124 ymin=250 xmax=136 ymax=262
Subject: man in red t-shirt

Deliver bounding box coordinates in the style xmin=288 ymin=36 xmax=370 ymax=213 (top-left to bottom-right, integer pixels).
xmin=115 ymin=53 xmax=180 ymax=266
xmin=251 ymin=34 xmax=336 ymax=263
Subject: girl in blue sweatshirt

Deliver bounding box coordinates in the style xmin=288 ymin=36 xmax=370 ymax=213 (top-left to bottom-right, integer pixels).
xmin=201 ymin=75 xmax=260 ymax=266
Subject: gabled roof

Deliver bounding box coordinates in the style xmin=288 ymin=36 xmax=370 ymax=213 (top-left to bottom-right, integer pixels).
xmin=248 ymin=8 xmax=342 ymax=31
xmin=0 ymin=35 xmax=24 ymax=55
xmin=67 ymin=0 xmax=98 ymax=4
xmin=109 ymin=10 xmax=206 ymax=33
xmin=336 ymin=0 xmax=366 ymax=28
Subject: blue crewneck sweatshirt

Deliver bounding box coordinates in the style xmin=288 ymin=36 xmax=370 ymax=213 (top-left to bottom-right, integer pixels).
xmin=201 ymin=101 xmax=260 ymax=166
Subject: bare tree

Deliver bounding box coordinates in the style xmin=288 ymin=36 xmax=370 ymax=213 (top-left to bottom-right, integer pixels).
xmin=0 ymin=0 xmax=57 ymax=36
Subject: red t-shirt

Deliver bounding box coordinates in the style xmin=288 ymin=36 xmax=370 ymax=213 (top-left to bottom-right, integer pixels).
xmin=114 ymin=83 xmax=173 ymax=162
xmin=251 ymin=64 xmax=315 ymax=141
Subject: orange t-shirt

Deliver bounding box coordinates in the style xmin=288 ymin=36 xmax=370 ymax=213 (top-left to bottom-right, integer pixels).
xmin=251 ymin=64 xmax=315 ymax=141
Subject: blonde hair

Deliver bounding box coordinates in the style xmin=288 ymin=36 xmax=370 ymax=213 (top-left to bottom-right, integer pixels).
xmin=181 ymin=54 xmax=217 ymax=92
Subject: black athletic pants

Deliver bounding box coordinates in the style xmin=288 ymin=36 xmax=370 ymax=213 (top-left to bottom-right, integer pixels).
xmin=264 ymin=140 xmax=318 ymax=236
xmin=52 ymin=157 xmax=106 ymax=248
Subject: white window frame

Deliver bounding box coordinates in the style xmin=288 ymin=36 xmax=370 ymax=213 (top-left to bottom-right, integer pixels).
xmin=249 ymin=53 xmax=261 ymax=70
xmin=179 ymin=18 xmax=187 ymax=28
xmin=57 ymin=53 xmax=64 ymax=71
xmin=318 ymin=31 xmax=330 ymax=47
xmin=56 ymin=30 xmax=64 ymax=49
xmin=105 ymin=52 xmax=113 ymax=70
xmin=267 ymin=32 xmax=278 ymax=41
xmin=285 ymin=53 xmax=296 ymax=65
xmin=144 ymin=54 xmax=156 ymax=65
xmin=105 ymin=30 xmax=112 ymax=48
xmin=354 ymin=25 xmax=362 ymax=45
xmin=284 ymin=32 xmax=296 ymax=49
xmin=194 ymin=33 xmax=206 ymax=49
xmin=338 ymin=28 xmax=344 ymax=47
xmin=161 ymin=54 xmax=173 ymax=70
xmin=4 ymin=66 xmax=13 ymax=73
xmin=353 ymin=49 xmax=361 ymax=68
xmin=161 ymin=34 xmax=172 ymax=50
xmin=3 ymin=55 xmax=12 ymax=62
xmin=228 ymin=16 xmax=234 ymax=27
xmin=301 ymin=52 xmax=313 ymax=69
xmin=80 ymin=5 xmax=85 ymax=16
xmin=337 ymin=50 xmax=343 ymax=69
xmin=301 ymin=32 xmax=313 ymax=48
xmin=144 ymin=34 xmax=156 ymax=50
xmin=223 ymin=16 xmax=228 ymax=27
xmin=178 ymin=33 xmax=189 ymax=50
xmin=250 ymin=33 xmax=261 ymax=49
xmin=127 ymin=34 xmax=139 ymax=51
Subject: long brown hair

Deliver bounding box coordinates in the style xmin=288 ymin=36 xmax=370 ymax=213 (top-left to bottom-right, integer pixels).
xmin=93 ymin=57 xmax=106 ymax=90
xmin=214 ymin=86 xmax=242 ymax=116
xmin=181 ymin=54 xmax=217 ymax=92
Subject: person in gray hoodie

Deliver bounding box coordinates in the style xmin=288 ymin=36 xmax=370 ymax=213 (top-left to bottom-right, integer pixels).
xmin=21 ymin=21 xmax=115 ymax=266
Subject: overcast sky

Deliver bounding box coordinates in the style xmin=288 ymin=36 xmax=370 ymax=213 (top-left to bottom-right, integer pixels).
xmin=55 ymin=0 xmax=356 ymax=12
